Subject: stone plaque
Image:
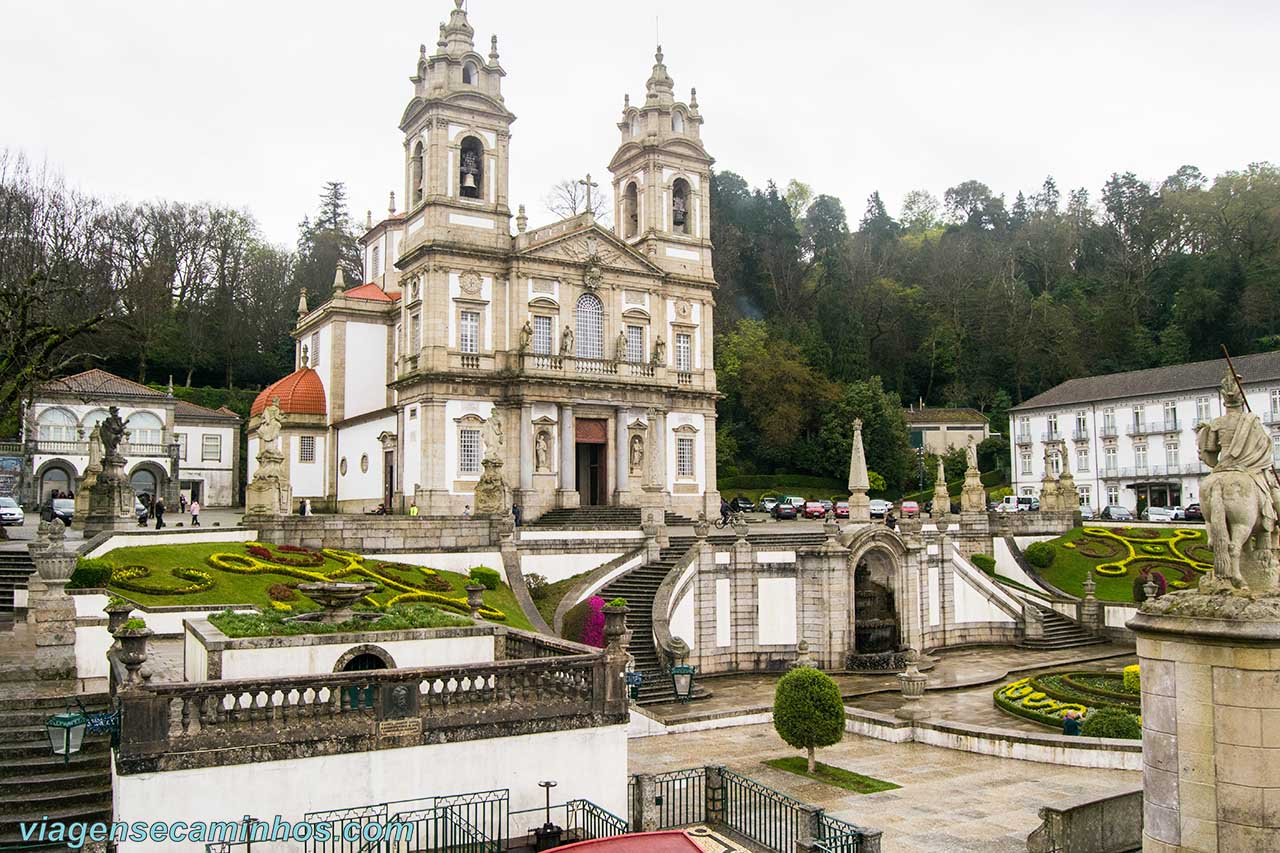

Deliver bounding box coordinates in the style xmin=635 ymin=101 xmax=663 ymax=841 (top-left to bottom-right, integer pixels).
xmin=380 ymin=683 xmax=419 ymax=720
xmin=624 ymin=289 xmax=645 ymax=305
xmin=378 ymin=717 xmax=420 ymax=738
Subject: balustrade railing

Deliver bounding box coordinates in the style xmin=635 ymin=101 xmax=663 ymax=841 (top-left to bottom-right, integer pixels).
xmin=575 ymin=357 xmax=617 ymax=375
xmin=677 ymin=371 xmax=693 ymax=386
xmin=527 ymin=353 xmax=563 ymax=371
xmin=627 ymin=361 xmax=655 ymax=378
xmin=459 ymin=354 xmax=481 ymax=369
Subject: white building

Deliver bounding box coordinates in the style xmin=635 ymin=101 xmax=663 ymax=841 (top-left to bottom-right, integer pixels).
xmin=1008 ymin=351 xmax=1280 ymax=513
xmin=23 ymin=369 xmax=241 ymax=508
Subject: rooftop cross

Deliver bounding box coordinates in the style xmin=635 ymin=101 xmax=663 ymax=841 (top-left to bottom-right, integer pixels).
xmin=578 ymin=173 xmax=599 ymax=215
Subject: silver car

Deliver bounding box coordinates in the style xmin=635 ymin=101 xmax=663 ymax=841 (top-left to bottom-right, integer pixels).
xmin=868 ymin=499 xmax=892 ymax=518
xmin=0 ymin=496 xmax=23 ymax=526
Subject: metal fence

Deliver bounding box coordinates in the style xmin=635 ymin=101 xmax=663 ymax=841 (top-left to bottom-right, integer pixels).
xmin=382 ymin=790 xmax=507 ymax=853
xmin=816 ymin=813 xmax=872 ymax=853
xmin=631 ymin=767 xmax=707 ymax=830
xmin=721 ymin=768 xmax=808 ymax=852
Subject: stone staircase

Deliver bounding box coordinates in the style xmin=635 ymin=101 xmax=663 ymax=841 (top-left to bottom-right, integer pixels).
xmin=0 ymin=692 xmax=114 ymax=850
xmin=0 ymin=549 xmax=34 ymax=628
xmin=1022 ymin=603 xmax=1107 ymax=650
xmin=598 ymin=535 xmax=705 ymax=705
xmin=529 ymin=506 xmax=694 ymax=529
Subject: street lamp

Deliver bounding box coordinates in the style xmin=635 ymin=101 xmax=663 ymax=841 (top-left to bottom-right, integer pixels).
xmin=670 ymin=665 xmax=696 ymax=702
xmin=45 ymin=712 xmax=86 ymax=764
xmin=533 ymin=780 xmax=561 ymax=852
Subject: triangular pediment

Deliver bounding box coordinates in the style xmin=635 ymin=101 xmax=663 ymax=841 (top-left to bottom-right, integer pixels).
xmin=518 ymin=220 xmax=663 ymax=277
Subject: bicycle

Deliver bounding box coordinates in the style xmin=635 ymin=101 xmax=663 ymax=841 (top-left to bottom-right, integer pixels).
xmin=713 ymin=512 xmax=742 ymax=529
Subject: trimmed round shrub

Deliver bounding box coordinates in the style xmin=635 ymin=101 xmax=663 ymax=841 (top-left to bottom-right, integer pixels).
xmin=1081 ymin=707 xmax=1141 ymax=739
xmin=68 ymin=558 xmax=113 ymax=590
xmin=773 ymin=667 xmax=845 ymax=772
xmin=469 ymin=566 xmax=501 ymax=590
xmin=971 ymin=554 xmax=996 ymax=574
xmin=1122 ymin=665 xmax=1140 ymax=694
xmin=1024 ymin=541 xmax=1056 ymax=568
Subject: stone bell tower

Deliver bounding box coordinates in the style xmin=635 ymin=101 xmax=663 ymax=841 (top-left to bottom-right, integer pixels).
xmin=399 ymin=0 xmax=514 ymax=251
xmin=608 ymin=47 xmax=715 ymax=282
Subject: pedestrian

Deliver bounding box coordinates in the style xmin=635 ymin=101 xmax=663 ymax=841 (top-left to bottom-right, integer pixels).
xmin=189 ymin=498 xmax=200 ymax=527
xmin=885 ymin=511 xmax=897 ymax=531
xmin=179 ymin=493 xmax=187 ymax=513
xmin=409 ymin=503 xmax=419 ymax=518
xmin=462 ymin=505 xmax=471 ymax=519
xmin=1132 ymin=567 xmax=1150 ymax=603
xmin=153 ymin=496 xmax=166 ymax=530
xmin=1062 ymin=709 xmax=1082 ymax=737
xmin=512 ymin=504 xmax=522 ymax=527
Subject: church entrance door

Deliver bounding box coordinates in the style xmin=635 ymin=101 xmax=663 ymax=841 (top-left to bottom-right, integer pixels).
xmin=383 ymin=451 xmax=395 ymax=513
xmin=575 ymin=418 xmax=609 ymax=506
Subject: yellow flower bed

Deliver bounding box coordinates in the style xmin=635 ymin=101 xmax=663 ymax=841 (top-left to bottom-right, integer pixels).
xmin=1080 ymin=527 xmax=1211 ymax=578
xmin=994 ymin=677 xmax=1087 ymax=724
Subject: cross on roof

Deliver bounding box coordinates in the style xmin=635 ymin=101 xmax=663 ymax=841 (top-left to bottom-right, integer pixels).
xmin=578 ymin=173 xmax=598 ymax=215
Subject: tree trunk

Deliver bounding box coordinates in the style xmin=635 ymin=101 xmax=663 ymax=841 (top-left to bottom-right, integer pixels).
xmin=807 ymin=746 xmax=815 ymax=773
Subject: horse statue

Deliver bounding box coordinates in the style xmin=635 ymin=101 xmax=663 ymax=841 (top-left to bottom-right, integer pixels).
xmin=1196 ymin=370 xmax=1280 ymax=591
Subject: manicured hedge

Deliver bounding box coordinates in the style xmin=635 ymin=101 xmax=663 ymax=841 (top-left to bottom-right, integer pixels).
xmin=1081 ymin=707 xmax=1141 ymax=739
xmin=1025 ymin=541 xmax=1056 ymax=568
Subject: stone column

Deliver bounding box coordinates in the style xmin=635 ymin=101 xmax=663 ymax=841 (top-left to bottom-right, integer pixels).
xmin=702 ymin=410 xmax=720 ymax=517
xmin=558 ymin=403 xmax=578 ymax=507
xmin=418 ymin=400 xmax=451 ymax=513
xmin=518 ymin=404 xmax=533 ymax=493
xmin=794 ymin=804 xmax=824 ymax=853
xmin=1079 ymin=575 xmax=1102 ymax=634
xmin=634 ymin=773 xmax=659 ymax=833
xmin=614 ymin=407 xmax=629 ymax=499
xmin=1128 ymin=594 xmax=1280 ymax=852
xmin=28 ymin=525 xmax=77 ymax=681
xmin=654 ymin=410 xmax=668 ymax=496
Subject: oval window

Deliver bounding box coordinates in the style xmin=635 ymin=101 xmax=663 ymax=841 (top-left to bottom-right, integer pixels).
xmin=360 ymin=454 xmax=369 ymax=473
xmin=340 ymin=457 xmax=348 ymax=476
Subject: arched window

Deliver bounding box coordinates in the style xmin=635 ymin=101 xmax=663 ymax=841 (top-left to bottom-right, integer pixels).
xmin=623 ymin=182 xmax=639 ymax=239
xmin=672 ymin=178 xmax=691 ymax=235
xmin=459 ymin=136 xmax=483 ymax=200
xmin=463 ymin=61 xmax=478 ymax=85
xmin=411 ymin=141 xmax=424 ymax=206
xmin=129 ymin=467 xmax=158 ymax=501
xmin=81 ymin=409 xmax=109 ymax=433
xmin=629 ymin=117 xmax=639 ymax=137
xmin=127 ymin=412 xmax=163 ymax=447
xmin=371 ymin=244 xmax=381 ymax=277
xmin=575 ymin=293 xmax=604 ymax=360
xmin=672 ymin=111 xmax=685 ymax=133
xmin=36 ymin=408 xmax=76 ymax=443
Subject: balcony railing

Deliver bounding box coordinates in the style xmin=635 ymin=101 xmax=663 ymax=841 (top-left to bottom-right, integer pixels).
xmin=1041 ymin=430 xmax=1062 ymax=442
xmin=575 ymin=357 xmax=617 ymax=375
xmin=677 ymin=371 xmax=693 ymax=386
xmin=1071 ymin=429 xmax=1090 ymax=442
xmin=529 ymin=353 xmax=562 ymax=371
xmin=1099 ymin=424 xmax=1118 ymax=438
xmin=1127 ymin=419 xmax=1180 ymax=436
xmin=459 ymin=354 xmax=481 ymax=369
xmin=1014 ymin=433 xmax=1033 ymax=446
xmin=514 ymin=352 xmax=706 ymax=389
xmin=30 ymin=439 xmax=177 ymax=458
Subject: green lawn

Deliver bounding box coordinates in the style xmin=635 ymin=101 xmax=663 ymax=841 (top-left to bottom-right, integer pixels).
xmin=532 ymin=569 xmax=593 ymax=628
xmin=763 ymin=757 xmax=900 ymax=794
xmin=89 ymin=541 xmax=533 ymax=630
xmin=1030 ymin=526 xmax=1212 ymax=603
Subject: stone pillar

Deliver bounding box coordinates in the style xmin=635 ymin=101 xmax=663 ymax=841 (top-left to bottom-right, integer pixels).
xmin=634 ymin=773 xmax=659 ymax=833
xmin=1079 ymin=575 xmax=1102 ymax=634
xmin=794 ymin=804 xmax=824 ymax=853
xmin=1128 ymin=594 xmax=1280 ymax=852
xmin=558 ymin=403 xmax=578 ymax=507
xmin=702 ymin=410 xmax=720 ymax=517
xmin=654 ymin=410 xmax=668 ymax=496
xmin=28 ymin=525 xmax=77 ymax=681
xmin=614 ymin=407 xmax=629 ymax=499
xmin=518 ymin=404 xmax=533 ymax=493
xmin=1023 ymin=601 xmax=1045 ymax=643
xmin=417 ymin=400 xmax=451 ymax=513
xmin=705 ymin=765 xmax=726 ymax=825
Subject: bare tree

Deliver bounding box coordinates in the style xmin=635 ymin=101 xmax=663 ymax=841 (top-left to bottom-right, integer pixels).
xmin=545 ymin=178 xmax=611 ymax=223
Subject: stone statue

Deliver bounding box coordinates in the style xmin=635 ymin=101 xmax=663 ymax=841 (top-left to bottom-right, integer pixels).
xmin=258 ymin=397 xmax=283 ymax=451
xmin=960 ymin=434 xmax=987 ymax=514
xmin=561 ymin=325 xmax=574 ymax=356
xmin=483 ymin=412 xmax=504 ymax=463
xmin=966 ymin=435 xmax=979 ymax=470
xmin=245 ymin=395 xmax=290 ymax=515
xmin=99 ymin=406 xmax=127 ymax=462
xmin=518 ymin=320 xmax=532 ymax=353
xmin=630 ymin=434 xmax=644 ymax=473
xmin=535 ymin=431 xmax=549 ymax=472
xmin=931 ymin=455 xmax=950 ymax=518
xmin=1196 ymin=369 xmax=1280 ymax=590
xmin=652 ymin=335 xmax=666 ymax=366
xmin=615 ymin=330 xmax=628 ymax=363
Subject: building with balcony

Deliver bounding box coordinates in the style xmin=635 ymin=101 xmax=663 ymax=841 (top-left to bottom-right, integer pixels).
xmin=17 ymin=369 xmax=241 ymax=507
xmin=250 ymin=3 xmax=719 ymax=520
xmin=904 ymin=405 xmax=991 ymax=454
xmin=1008 ymin=350 xmax=1280 ymax=513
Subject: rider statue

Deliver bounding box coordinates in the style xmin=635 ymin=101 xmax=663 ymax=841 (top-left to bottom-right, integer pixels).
xmin=1196 ymin=369 xmax=1280 ymax=590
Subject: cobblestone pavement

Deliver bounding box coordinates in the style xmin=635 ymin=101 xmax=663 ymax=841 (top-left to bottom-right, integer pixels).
xmin=630 ymin=724 xmax=1140 ymax=853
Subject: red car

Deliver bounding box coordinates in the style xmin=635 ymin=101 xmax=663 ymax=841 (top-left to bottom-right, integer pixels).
xmin=802 ymin=501 xmax=827 ymax=519
xmin=899 ymin=500 xmax=920 ymax=518
xmin=834 ymin=501 xmax=850 ymax=519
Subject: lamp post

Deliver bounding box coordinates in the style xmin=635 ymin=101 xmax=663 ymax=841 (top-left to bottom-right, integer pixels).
xmin=44 ymin=711 xmax=86 ymax=764
xmin=670 ymin=665 xmax=696 ymax=702
xmin=534 ymin=780 xmax=561 ymax=851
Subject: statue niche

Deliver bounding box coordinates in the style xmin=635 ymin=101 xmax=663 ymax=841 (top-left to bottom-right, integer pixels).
xmin=853 ymin=557 xmax=900 ymax=655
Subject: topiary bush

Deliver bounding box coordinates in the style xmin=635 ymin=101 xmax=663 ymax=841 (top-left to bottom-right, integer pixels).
xmin=68 ymin=558 xmax=114 ymax=590
xmin=1122 ymin=664 xmax=1140 ymax=694
xmin=469 ymin=566 xmax=501 ymax=590
xmin=772 ymin=667 xmax=845 ymax=772
xmin=267 ymin=583 xmax=297 ymax=602
xmin=971 ymin=554 xmax=996 ymax=574
xmin=1080 ymin=707 xmax=1141 ymax=739
xmin=1025 ymin=541 xmax=1056 ymax=568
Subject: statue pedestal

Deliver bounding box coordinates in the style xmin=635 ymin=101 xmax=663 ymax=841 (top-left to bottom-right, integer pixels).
xmin=82 ymin=462 xmax=137 ymax=537
xmin=1127 ymin=591 xmax=1280 ymax=852
xmin=245 ymin=475 xmax=291 ymax=516
xmin=931 ymin=481 xmax=950 ymax=520
xmin=847 ymin=490 xmax=870 ymax=523
xmin=473 ymin=459 xmax=508 ymax=516
xmin=960 ymin=467 xmax=986 ymax=513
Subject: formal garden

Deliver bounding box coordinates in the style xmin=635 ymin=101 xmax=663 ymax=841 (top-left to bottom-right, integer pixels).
xmin=993 ymin=665 xmax=1142 ymax=738
xmin=67 ymin=541 xmax=533 ymax=630
xmin=1024 ymin=526 xmax=1214 ymax=602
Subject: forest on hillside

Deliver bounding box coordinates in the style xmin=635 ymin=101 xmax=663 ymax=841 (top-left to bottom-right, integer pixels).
xmin=3 ymin=147 xmax=1279 ymax=488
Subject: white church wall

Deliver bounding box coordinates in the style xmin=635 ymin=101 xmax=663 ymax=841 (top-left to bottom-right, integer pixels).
xmin=307 ymin=323 xmax=332 ymax=408
xmin=336 ymin=417 xmax=395 ymax=502
xmin=290 ymin=434 xmax=326 ymax=498
xmin=669 ymin=585 xmax=696 ymax=651
xmin=343 ymin=322 xmax=388 ymax=419
xmin=951 ymin=567 xmax=1018 ymax=624
xmin=519 ymin=552 xmax=621 ymax=585
xmin=174 ymin=423 xmax=237 ymax=506
xmin=715 ymin=578 xmax=731 ymax=646
xmin=756 ymin=577 xmax=797 ymax=645
xmin=246 ymin=435 xmax=260 ymax=483
xmin=112 ymin=725 xmax=630 ymax=853
xmin=444 ymin=400 xmax=495 ymax=494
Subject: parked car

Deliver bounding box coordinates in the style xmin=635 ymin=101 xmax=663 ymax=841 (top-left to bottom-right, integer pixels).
xmin=1184 ymin=503 xmax=1203 ymax=522
xmin=1141 ymin=506 xmax=1176 ymax=522
xmin=1078 ymin=505 xmax=1095 ymax=520
xmin=778 ymin=495 xmax=807 ymax=514
xmin=1100 ymin=504 xmax=1133 ymax=520
xmin=834 ymin=501 xmax=850 ymax=519
xmin=819 ymin=499 xmax=834 ymax=515
xmin=899 ymin=500 xmax=920 ymax=518
xmin=729 ymin=495 xmax=756 ymax=513
xmin=994 ymin=496 xmax=1019 ymax=513
xmin=868 ymin=499 xmax=892 ymax=518
xmin=802 ymin=500 xmax=827 ymax=519
xmin=771 ymin=500 xmax=798 ymax=520
xmin=1167 ymin=505 xmax=1186 ymax=520
xmin=45 ymin=498 xmax=74 ymax=526
xmin=758 ymin=496 xmax=779 ymax=513
xmin=0 ymin=496 xmax=24 ymax=526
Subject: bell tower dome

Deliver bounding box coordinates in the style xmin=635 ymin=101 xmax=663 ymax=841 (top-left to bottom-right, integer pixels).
xmin=399 ymin=0 xmax=515 ymax=251
xmin=608 ymin=47 xmax=714 ymax=281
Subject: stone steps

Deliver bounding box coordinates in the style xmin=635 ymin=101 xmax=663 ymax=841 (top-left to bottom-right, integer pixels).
xmin=1022 ymin=605 xmax=1107 ymax=650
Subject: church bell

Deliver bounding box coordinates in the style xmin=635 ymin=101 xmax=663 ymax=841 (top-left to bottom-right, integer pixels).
xmin=462 ymin=172 xmax=477 ymax=190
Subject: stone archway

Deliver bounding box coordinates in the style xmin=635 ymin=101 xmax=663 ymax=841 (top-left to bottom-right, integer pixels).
xmin=844 ymin=527 xmax=911 ymax=666
xmin=34 ymin=459 xmax=77 ymax=504
xmin=333 ymin=644 xmax=396 ymax=672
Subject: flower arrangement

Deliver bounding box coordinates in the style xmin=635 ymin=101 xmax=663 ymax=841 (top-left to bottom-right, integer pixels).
xmin=269 ymin=601 xmax=292 ymax=613
xmin=110 ymin=565 xmax=214 ymax=596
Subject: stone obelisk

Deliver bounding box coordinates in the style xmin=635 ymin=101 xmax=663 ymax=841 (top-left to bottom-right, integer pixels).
xmin=847 ymin=418 xmax=870 ymax=522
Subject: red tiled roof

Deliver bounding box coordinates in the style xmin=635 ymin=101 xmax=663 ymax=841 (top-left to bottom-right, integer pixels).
xmin=39 ymin=369 xmax=164 ymax=399
xmin=344 ymin=282 xmax=396 ymax=302
xmin=251 ymin=368 xmax=327 ymax=417
xmin=550 ymin=833 xmax=701 ymax=852
xmin=175 ymin=399 xmax=241 ymax=422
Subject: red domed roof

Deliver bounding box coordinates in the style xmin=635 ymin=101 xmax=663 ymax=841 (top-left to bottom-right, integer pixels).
xmin=251 ymin=367 xmax=327 ymax=417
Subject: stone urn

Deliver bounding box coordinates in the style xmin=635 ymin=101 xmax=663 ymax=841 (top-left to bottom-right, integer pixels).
xmin=465 ymin=583 xmax=486 ymax=619
xmin=603 ymin=604 xmax=629 ymax=649
xmin=731 ymin=518 xmax=749 ymax=539
xmin=34 ymin=550 xmax=77 ymax=583
xmin=296 ymin=581 xmax=376 ymax=624
xmin=104 ymin=600 xmax=135 ymax=634
xmin=693 ymin=513 xmax=711 ymax=540
xmin=114 ymin=624 xmax=153 ymax=684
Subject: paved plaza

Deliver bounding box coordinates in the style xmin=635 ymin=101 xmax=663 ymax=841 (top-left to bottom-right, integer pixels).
xmin=630 ymin=723 xmax=1140 ymax=853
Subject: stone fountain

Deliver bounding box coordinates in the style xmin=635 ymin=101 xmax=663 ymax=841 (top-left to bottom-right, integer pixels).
xmin=294 ymin=581 xmax=377 ymax=624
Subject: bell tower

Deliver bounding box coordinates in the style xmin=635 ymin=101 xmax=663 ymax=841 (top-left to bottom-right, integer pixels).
xmin=608 ymin=47 xmax=714 ymax=281
xmin=399 ymin=0 xmax=515 ymax=250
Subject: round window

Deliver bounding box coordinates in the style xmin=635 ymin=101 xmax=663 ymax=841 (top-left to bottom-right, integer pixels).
xmin=360 ymin=454 xmax=369 ymax=473
xmin=339 ymin=457 xmax=348 ymax=476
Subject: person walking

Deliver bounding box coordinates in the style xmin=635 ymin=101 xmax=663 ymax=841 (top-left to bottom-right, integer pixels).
xmin=189 ymin=498 xmax=200 ymax=527
xmin=179 ymin=493 xmax=187 ymax=513
xmin=512 ymin=504 xmax=522 ymax=527
xmin=153 ymin=496 xmax=166 ymax=530
xmin=885 ymin=511 xmax=897 ymax=531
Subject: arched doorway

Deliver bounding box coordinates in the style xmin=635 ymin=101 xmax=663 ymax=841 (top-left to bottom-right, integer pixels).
xmin=38 ymin=464 xmax=74 ymax=503
xmin=129 ymin=467 xmax=157 ymax=505
xmin=341 ymin=653 xmax=388 ymax=672
xmin=853 ymin=549 xmax=900 ymax=654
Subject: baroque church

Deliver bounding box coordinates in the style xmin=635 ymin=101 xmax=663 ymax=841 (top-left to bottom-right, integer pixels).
xmin=248 ymin=0 xmax=720 ymax=520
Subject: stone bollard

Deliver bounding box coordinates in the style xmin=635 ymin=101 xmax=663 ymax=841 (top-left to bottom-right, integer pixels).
xmin=794 ymin=804 xmax=824 ymax=853
xmin=1079 ymin=575 xmax=1102 ymax=634
xmin=29 ymin=520 xmax=78 ymax=680
xmin=1128 ymin=590 xmax=1280 ymax=852
xmin=705 ymin=765 xmax=726 ymax=825
xmin=634 ymin=773 xmax=659 ymax=833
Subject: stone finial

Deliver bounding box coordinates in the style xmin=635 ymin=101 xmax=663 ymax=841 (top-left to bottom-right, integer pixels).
xmin=516 ymin=204 xmax=527 ymax=234
xmin=624 ymin=93 xmax=630 ymax=109
xmin=366 ymin=209 xmax=372 ymax=228
xmin=166 ymin=375 xmax=174 ymax=397
xmin=297 ymin=286 xmax=308 ymax=318
xmin=690 ymin=87 xmax=699 ymax=110
xmin=333 ymin=267 xmax=346 ymax=293
xmin=388 ymin=191 xmax=396 ymax=214
xmin=489 ymin=34 xmax=499 ymax=63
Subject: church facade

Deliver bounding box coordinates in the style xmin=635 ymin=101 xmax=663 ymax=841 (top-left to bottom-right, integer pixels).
xmin=249 ymin=0 xmax=720 ymax=520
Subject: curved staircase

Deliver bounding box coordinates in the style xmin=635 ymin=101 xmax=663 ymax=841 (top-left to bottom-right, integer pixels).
xmin=1022 ymin=602 xmax=1106 ymax=650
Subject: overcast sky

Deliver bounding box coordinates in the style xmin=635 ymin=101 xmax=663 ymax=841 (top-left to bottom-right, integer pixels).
xmin=3 ymin=0 xmax=1278 ymax=245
